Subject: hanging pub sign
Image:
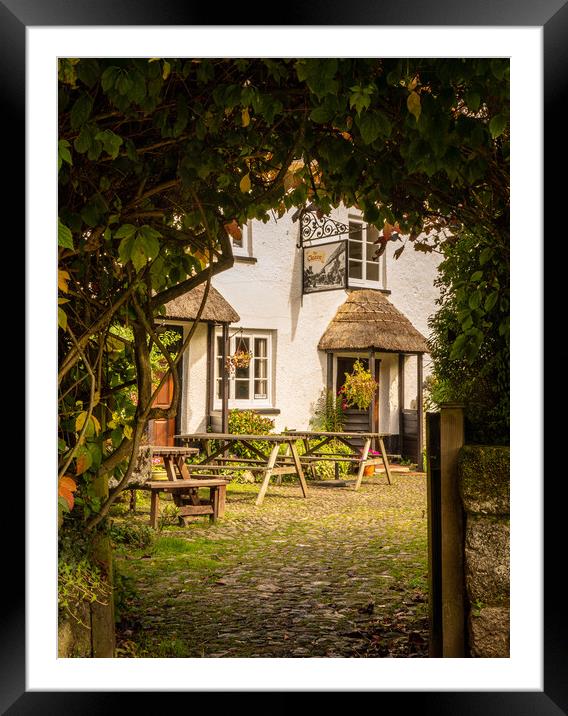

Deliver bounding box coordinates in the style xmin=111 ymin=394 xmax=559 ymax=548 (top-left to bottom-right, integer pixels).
xmin=302 ymin=240 xmax=347 ymax=294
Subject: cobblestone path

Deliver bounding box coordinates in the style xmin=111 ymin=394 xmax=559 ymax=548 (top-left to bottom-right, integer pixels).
xmin=114 ymin=474 xmax=429 ymax=658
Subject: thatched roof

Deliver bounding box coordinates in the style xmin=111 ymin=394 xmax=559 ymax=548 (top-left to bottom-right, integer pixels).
xmin=163 ymin=284 xmax=240 ymax=324
xmin=318 ymin=289 xmax=429 ymax=353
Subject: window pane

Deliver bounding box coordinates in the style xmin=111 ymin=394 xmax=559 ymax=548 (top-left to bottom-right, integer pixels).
xmin=366 ymin=262 xmax=379 ymax=282
xmin=366 ymin=240 xmax=378 ymax=261
xmin=254 ymin=380 xmax=267 ymax=399
xmin=349 ymin=260 xmax=362 ymax=279
xmin=349 ymin=222 xmax=363 ymax=242
xmin=235 ymin=336 xmax=250 ymax=353
xmin=349 ymin=240 xmax=362 ymax=260
xmin=254 ymin=338 xmax=267 ymax=358
xmin=235 ymin=380 xmax=249 ymax=399
xmin=255 ymin=359 xmax=267 ymax=380
xmin=217 ymin=379 xmax=231 ymax=400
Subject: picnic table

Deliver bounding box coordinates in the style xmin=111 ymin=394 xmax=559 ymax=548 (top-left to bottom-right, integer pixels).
xmin=143 ymin=446 xmax=228 ymax=527
xmin=174 ymin=433 xmax=309 ymax=507
xmin=282 ymin=430 xmax=393 ymax=489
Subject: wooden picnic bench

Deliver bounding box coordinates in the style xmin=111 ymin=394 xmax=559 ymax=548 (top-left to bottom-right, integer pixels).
xmin=135 ymin=446 xmax=228 ymax=527
xmin=145 ymin=478 xmax=227 ymax=528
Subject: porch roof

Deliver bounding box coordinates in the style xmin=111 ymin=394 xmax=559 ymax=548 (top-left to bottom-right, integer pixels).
xmin=318 ymin=289 xmax=429 ymax=354
xmin=163 ymin=284 xmax=240 ymax=324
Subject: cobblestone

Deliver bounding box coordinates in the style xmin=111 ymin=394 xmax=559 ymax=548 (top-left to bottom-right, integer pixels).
xmin=114 ymin=474 xmax=429 ymax=658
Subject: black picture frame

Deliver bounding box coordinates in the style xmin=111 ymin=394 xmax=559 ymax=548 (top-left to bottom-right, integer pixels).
xmin=13 ymin=2 xmax=560 ymax=712
xmin=302 ymin=240 xmax=348 ymax=294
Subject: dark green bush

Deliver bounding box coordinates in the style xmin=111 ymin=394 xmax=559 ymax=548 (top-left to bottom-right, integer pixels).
xmin=428 ymin=229 xmax=509 ymax=444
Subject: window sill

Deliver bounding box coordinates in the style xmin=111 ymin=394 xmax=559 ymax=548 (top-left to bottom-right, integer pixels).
xmin=211 ymin=408 xmax=280 ymax=415
xmin=347 ymin=286 xmax=391 ymax=295
xmin=234 ymin=255 xmax=258 ymax=264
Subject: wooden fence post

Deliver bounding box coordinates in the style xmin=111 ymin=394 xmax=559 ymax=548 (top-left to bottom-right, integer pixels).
xmin=426 ymin=411 xmax=442 ymax=657
xmin=439 ymin=403 xmax=466 ymax=657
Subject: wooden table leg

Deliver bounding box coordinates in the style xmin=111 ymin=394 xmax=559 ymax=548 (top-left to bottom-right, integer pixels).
xmin=378 ymin=436 xmax=393 ymax=485
xmin=150 ymin=490 xmax=160 ymax=529
xmin=290 ymin=441 xmax=308 ymax=498
xmin=302 ymin=438 xmax=317 ymax=480
xmin=255 ymin=443 xmax=280 ymax=507
xmin=354 ymin=438 xmax=371 ymax=490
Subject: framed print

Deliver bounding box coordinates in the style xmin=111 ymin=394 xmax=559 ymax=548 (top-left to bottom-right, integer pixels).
xmin=13 ymin=1 xmax=561 ymax=712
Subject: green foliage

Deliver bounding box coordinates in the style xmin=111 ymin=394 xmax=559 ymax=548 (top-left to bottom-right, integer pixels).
xmin=109 ymin=521 xmax=155 ymax=549
xmin=310 ymin=389 xmax=345 ymax=432
xmin=227 ymin=409 xmax=275 ymax=460
xmin=341 ymin=360 xmax=378 ymax=410
xmin=58 ymin=557 xmax=112 ymax=627
xmin=428 ymin=230 xmax=509 ymax=444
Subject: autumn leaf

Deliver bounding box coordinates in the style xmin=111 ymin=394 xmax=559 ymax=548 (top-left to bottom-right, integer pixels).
xmin=224 ymin=220 xmax=242 ymax=244
xmin=58 ymin=270 xmax=71 ymax=293
xmin=59 ymin=486 xmax=75 ymax=510
xmin=60 ymin=475 xmax=77 ymax=493
xmin=241 ymin=107 xmax=250 ymax=127
xmin=407 ymin=91 xmax=421 ymax=121
xmin=239 ymin=173 xmax=251 ymax=193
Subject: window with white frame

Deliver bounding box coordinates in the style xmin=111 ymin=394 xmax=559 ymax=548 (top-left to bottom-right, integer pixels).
xmin=214 ymin=329 xmax=273 ymax=407
xmin=231 ymin=220 xmax=253 ymax=258
xmin=347 ymin=217 xmax=385 ymax=288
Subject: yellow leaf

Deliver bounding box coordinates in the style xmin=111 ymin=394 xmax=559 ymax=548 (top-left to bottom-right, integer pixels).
xmin=58 ymin=307 xmax=67 ymax=331
xmin=241 ymin=107 xmax=250 ymax=127
xmin=58 ymin=298 xmax=70 ymax=304
xmin=76 ymin=411 xmax=88 ymax=432
xmin=162 ymin=61 xmax=171 ymax=80
xmin=58 ymin=270 xmax=70 ymax=293
xmin=91 ymin=415 xmax=101 ymax=434
xmin=407 ymin=91 xmax=421 ymax=122
xmin=123 ymin=425 xmax=133 ymax=440
xmin=239 ymin=173 xmax=251 ymax=193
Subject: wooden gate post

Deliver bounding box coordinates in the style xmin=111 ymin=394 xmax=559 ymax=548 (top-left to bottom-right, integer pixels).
xmin=439 ymin=403 xmax=466 ymax=657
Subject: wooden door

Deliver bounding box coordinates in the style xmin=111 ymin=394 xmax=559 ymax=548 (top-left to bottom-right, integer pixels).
xmin=148 ymin=372 xmax=176 ymax=446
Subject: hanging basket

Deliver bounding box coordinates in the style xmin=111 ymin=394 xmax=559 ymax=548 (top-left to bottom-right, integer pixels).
xmin=226 ymin=350 xmax=253 ymax=373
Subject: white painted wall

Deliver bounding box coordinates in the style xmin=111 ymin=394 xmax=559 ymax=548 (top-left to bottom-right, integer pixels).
xmin=180 ymin=206 xmax=442 ymax=435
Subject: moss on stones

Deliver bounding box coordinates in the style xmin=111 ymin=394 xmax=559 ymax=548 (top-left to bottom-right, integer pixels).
xmin=458 ymin=445 xmax=510 ymax=515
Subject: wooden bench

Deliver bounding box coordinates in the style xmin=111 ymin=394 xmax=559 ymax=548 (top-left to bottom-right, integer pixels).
xmin=145 ymin=479 xmax=228 ymax=528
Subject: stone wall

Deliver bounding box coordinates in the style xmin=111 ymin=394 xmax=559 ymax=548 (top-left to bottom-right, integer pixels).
xmin=458 ymin=445 xmax=510 ymax=657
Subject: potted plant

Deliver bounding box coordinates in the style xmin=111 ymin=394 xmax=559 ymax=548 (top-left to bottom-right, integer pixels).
xmin=341 ymin=360 xmax=378 ymax=410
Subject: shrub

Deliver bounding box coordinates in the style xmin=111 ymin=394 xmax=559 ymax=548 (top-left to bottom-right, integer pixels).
xmin=109 ymin=521 xmax=155 ymax=549
xmin=227 ymin=409 xmax=275 ymax=461
xmin=341 ymin=360 xmax=378 ymax=410
xmin=428 ymin=229 xmax=509 ymax=444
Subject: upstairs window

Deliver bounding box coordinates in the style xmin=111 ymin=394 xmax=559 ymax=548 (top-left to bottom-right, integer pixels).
xmin=231 ymin=220 xmax=253 ymax=258
xmin=347 ymin=219 xmax=384 ymax=289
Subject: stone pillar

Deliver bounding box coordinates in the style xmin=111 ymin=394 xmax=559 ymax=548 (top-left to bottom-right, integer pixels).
xmin=458 ymin=445 xmax=510 ymax=657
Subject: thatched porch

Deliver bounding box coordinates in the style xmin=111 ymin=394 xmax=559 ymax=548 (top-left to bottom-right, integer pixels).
xmin=318 ymin=289 xmax=429 ymax=464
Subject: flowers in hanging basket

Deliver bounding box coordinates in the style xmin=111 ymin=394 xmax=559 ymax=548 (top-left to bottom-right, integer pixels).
xmin=226 ymin=349 xmax=254 ymax=372
xmin=341 ymin=359 xmax=378 ymax=410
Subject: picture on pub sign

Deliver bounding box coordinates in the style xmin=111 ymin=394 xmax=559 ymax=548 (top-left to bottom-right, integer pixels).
xmin=302 ymin=240 xmax=347 ymax=294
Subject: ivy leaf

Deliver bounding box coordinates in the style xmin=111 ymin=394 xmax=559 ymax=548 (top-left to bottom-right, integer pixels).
xmin=407 ymin=91 xmax=421 ymax=122
xmin=118 ymin=235 xmax=136 ymax=265
xmin=479 ymin=247 xmax=494 ymax=265
xmin=465 ymin=91 xmax=481 ymax=113
xmin=137 ymin=227 xmax=161 ymax=263
xmin=58 ymin=139 xmax=72 ymax=171
xmin=239 ymin=173 xmax=251 ymax=193
xmin=484 ymin=291 xmax=499 ymax=312
xmin=58 ymin=307 xmax=68 ymax=331
xmin=130 ymin=237 xmax=148 ymax=272
xmin=357 ymin=111 xmax=390 ymax=145
xmin=471 ymin=271 xmax=483 ymax=282
xmin=489 ymin=114 xmax=507 ymax=139
xmin=310 ymin=104 xmax=334 ymax=124
xmin=114 ymin=224 xmax=137 ymax=240
xmin=70 ymin=93 xmax=93 ymax=130
xmin=58 ymin=218 xmax=74 ymax=249
xmin=95 ymin=129 xmax=123 ymax=159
